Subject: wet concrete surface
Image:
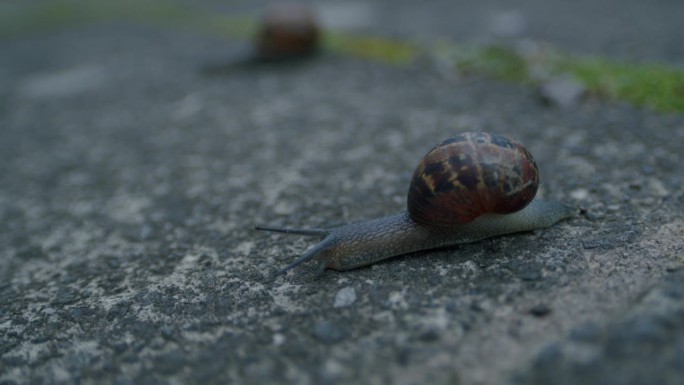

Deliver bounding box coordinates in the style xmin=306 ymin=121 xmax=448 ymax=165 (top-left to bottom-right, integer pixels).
xmin=1 ymin=2 xmax=683 ymax=384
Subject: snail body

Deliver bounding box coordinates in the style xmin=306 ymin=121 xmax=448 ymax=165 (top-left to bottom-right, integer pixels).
xmin=257 ymin=132 xmax=574 ymax=277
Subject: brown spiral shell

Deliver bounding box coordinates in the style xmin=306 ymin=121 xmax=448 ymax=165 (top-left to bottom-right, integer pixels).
xmin=407 ymin=132 xmax=539 ymax=226
xmin=257 ymin=3 xmax=320 ymax=60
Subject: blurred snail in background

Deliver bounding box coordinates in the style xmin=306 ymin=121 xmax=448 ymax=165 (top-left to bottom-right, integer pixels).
xmin=256 ymin=132 xmax=574 ymax=277
xmin=202 ymin=3 xmax=320 ymax=74
xmin=255 ymin=2 xmax=320 ymax=61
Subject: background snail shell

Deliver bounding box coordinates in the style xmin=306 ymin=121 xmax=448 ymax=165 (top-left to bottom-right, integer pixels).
xmin=256 ymin=3 xmax=320 ymax=61
xmin=256 ymin=132 xmax=574 ymax=277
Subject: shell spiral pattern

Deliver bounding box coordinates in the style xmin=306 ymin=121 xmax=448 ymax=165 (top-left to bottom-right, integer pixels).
xmin=407 ymin=132 xmax=539 ymax=226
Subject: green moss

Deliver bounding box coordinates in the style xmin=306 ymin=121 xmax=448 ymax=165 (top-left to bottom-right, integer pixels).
xmin=454 ymin=44 xmax=684 ymax=112
xmin=324 ymin=33 xmax=417 ymax=64
xmin=0 ymin=2 xmax=89 ymax=37
xmin=456 ymin=45 xmax=529 ymax=81
xmin=564 ymin=57 xmax=684 ymax=112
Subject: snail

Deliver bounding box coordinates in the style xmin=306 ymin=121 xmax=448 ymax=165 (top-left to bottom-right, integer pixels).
xmin=202 ymin=3 xmax=320 ymax=75
xmin=256 ymin=132 xmax=574 ymax=277
xmin=255 ymin=2 xmax=320 ymax=61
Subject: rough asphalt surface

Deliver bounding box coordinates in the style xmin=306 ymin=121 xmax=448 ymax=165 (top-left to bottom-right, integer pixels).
xmin=1 ymin=2 xmax=684 ymax=385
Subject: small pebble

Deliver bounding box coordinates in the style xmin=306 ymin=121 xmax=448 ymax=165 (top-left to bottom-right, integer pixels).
xmin=539 ymin=77 xmax=585 ymax=108
xmin=160 ymin=326 xmax=174 ymax=340
xmin=333 ymin=286 xmax=357 ymax=308
xmin=570 ymin=188 xmax=589 ymax=200
xmin=313 ymin=320 xmax=346 ymax=344
xmin=272 ymin=333 xmax=286 ymax=346
xmin=568 ymin=322 xmax=601 ymax=342
xmin=517 ymin=264 xmax=543 ymax=282
xmin=418 ymin=328 xmax=441 ymax=342
xmin=529 ymin=304 xmax=552 ymax=317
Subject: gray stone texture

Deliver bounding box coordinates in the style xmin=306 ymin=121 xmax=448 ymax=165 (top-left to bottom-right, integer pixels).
xmin=1 ymin=1 xmax=683 ymax=384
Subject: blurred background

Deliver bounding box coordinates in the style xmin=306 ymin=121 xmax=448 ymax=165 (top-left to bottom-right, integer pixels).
xmin=3 ymin=0 xmax=683 ymax=112
xmin=3 ymin=0 xmax=684 ymax=62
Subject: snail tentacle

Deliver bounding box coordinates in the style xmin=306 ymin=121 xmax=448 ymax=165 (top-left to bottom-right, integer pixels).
xmin=254 ymin=225 xmax=328 ymax=236
xmin=267 ymin=236 xmax=335 ymax=279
